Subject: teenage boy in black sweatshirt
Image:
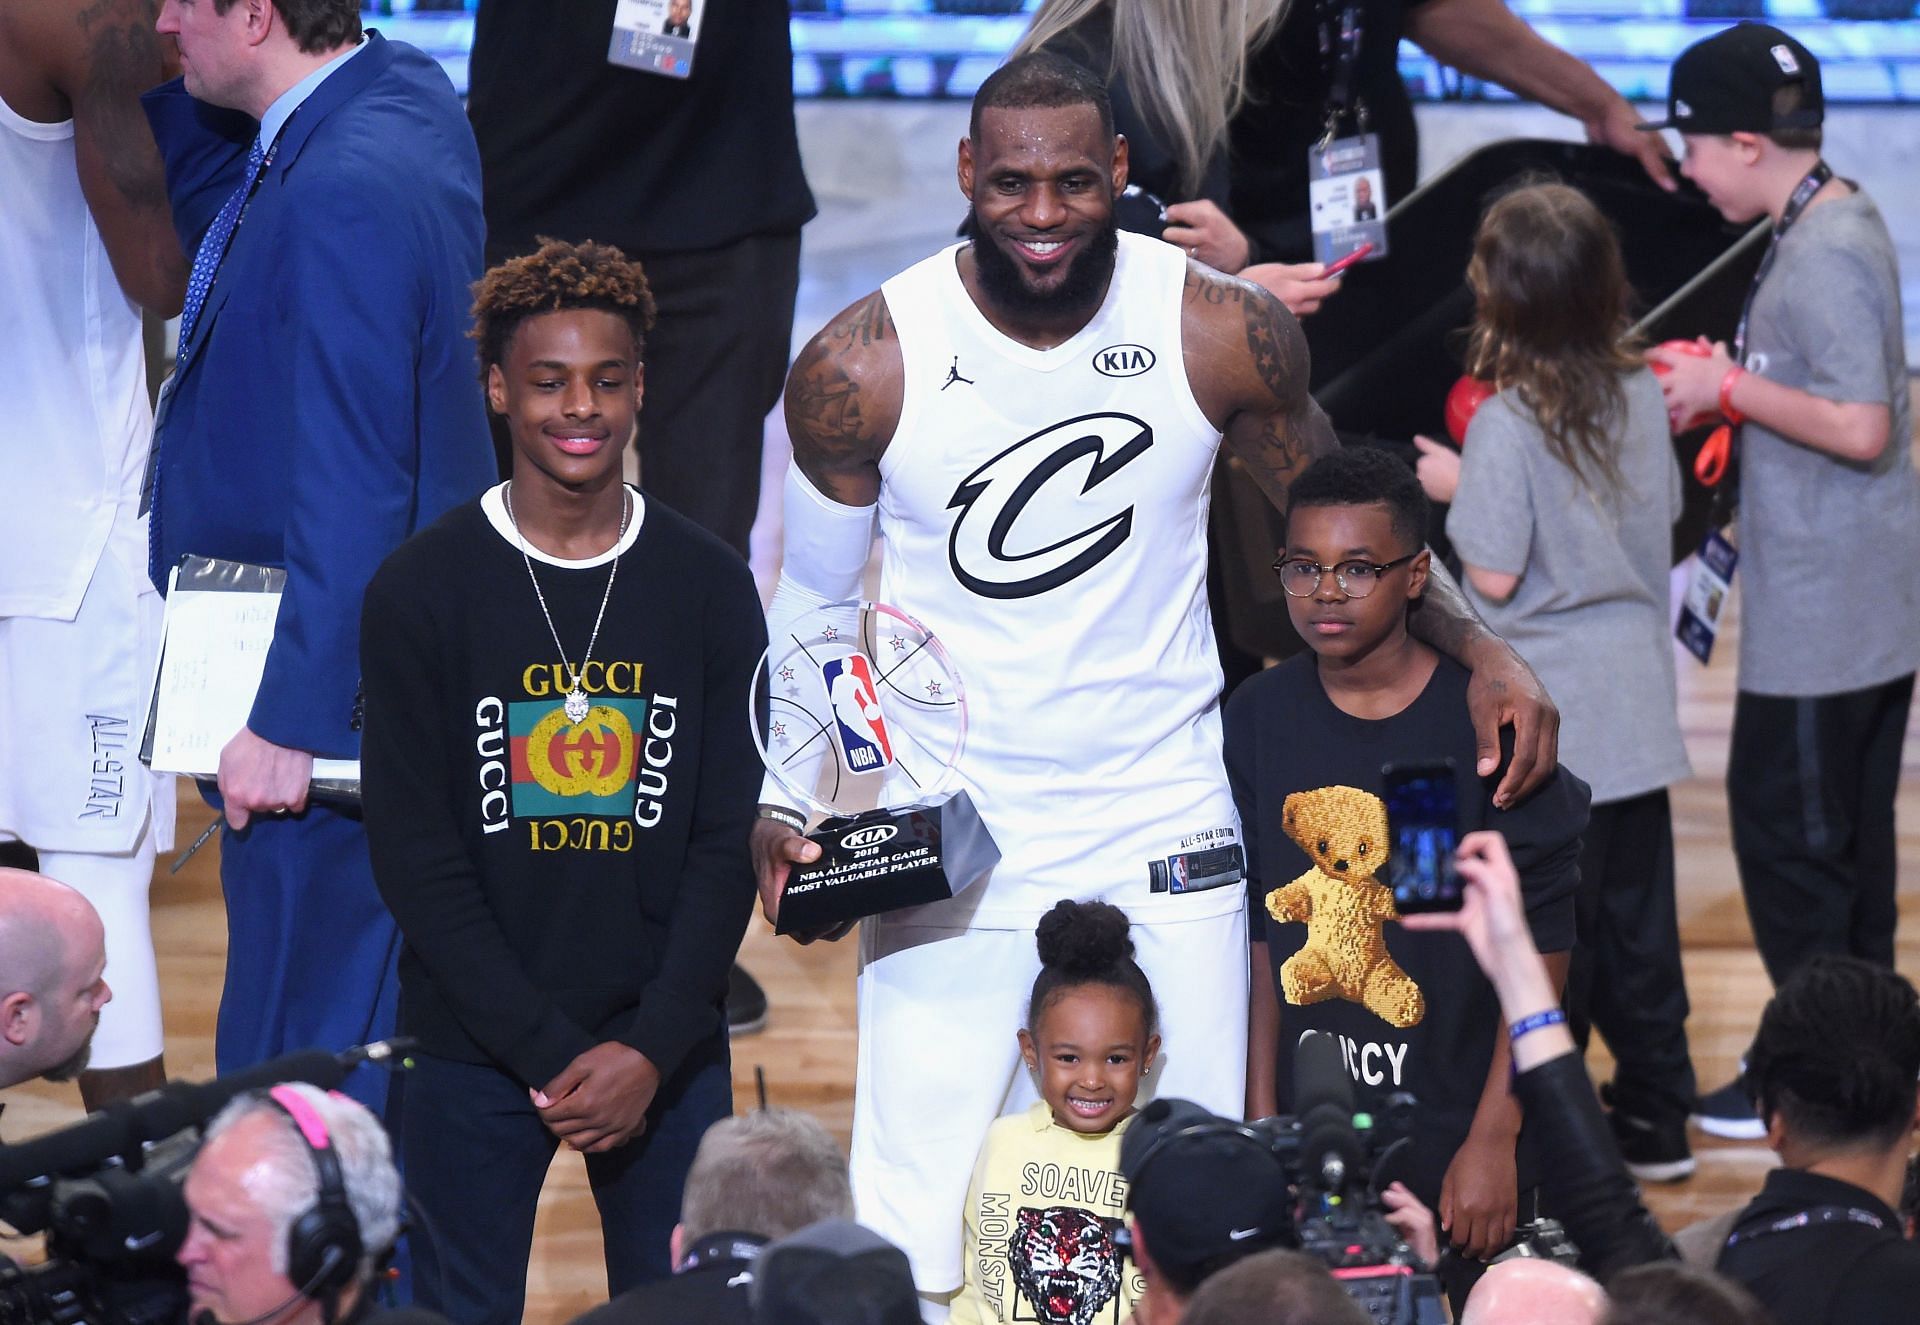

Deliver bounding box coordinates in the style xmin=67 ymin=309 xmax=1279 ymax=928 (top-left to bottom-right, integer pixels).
xmin=360 ymin=240 xmax=767 ymax=1324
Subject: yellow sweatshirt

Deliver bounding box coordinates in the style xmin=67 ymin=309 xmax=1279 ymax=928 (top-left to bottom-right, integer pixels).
xmin=950 ymin=1103 xmax=1144 ymax=1325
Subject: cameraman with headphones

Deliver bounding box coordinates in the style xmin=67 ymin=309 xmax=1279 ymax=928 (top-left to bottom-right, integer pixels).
xmin=178 ymin=1083 xmax=442 ymax=1325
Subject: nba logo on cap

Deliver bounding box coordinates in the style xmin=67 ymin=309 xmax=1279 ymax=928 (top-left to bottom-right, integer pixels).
xmin=822 ymin=655 xmax=894 ymax=774
xmin=1770 ymin=44 xmax=1799 ymax=74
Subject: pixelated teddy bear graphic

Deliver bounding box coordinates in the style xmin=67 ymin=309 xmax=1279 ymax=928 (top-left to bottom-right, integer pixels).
xmin=1264 ymin=785 xmax=1424 ymax=1028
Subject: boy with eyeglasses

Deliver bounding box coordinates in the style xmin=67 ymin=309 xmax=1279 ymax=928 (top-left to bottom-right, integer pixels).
xmin=1225 ymin=447 xmax=1588 ymax=1297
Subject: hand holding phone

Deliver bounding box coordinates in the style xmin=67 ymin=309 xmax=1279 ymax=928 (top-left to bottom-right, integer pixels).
xmin=1381 ymin=759 xmax=1462 ymax=913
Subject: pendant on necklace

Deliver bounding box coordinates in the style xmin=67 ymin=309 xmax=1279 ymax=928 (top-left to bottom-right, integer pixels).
xmin=564 ymin=686 xmax=590 ymax=725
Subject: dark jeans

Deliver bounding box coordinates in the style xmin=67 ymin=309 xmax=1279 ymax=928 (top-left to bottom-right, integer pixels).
xmin=403 ymin=1035 xmax=732 ymax=1325
xmin=1564 ymin=789 xmax=1697 ymax=1121
xmin=1728 ymin=675 xmax=1914 ymax=985
xmin=485 ymin=231 xmax=801 ymax=559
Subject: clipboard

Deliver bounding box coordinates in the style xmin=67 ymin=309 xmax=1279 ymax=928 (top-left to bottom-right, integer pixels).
xmin=140 ymin=555 xmax=361 ymax=801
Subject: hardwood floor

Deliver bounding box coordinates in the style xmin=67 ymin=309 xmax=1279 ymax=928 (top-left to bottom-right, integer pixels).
xmin=6 ymin=464 xmax=1917 ymax=1324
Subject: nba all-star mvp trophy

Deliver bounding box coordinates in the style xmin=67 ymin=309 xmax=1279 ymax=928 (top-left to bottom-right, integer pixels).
xmin=751 ymin=600 xmax=998 ymax=935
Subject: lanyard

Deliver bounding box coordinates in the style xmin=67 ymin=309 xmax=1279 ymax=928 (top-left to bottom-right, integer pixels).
xmin=1706 ymin=160 xmax=1831 ymax=525
xmin=1314 ymin=0 xmax=1366 ymax=140
xmin=1722 ymin=1202 xmax=1884 ymax=1249
xmin=1732 ymin=160 xmax=1832 ymax=363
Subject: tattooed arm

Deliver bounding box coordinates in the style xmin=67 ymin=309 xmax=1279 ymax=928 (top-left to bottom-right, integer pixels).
xmin=1183 ymin=265 xmax=1338 ymax=512
xmin=1413 ymin=562 xmax=1560 ymax=806
xmin=1183 ymin=262 xmax=1559 ymax=805
xmin=784 ymin=289 xmax=905 ymax=506
xmin=754 ymin=293 xmax=905 ymax=928
xmin=21 ymin=0 xmax=188 ymax=315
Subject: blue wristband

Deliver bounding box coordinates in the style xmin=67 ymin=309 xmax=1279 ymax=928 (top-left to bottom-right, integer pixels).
xmin=1508 ymin=1009 xmax=1567 ymax=1042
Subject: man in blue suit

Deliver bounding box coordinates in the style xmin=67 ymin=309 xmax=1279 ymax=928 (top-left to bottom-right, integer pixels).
xmin=143 ymin=0 xmax=493 ymax=1112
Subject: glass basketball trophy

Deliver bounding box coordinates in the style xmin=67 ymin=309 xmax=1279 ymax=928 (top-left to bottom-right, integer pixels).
xmin=752 ymin=600 xmax=998 ymax=935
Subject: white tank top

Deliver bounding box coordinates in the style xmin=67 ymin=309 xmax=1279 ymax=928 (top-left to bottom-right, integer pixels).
xmin=0 ymin=88 xmax=149 ymax=620
xmin=877 ymin=232 xmax=1241 ymax=925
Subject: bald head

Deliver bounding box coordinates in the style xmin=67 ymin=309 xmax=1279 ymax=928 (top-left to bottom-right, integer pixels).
xmin=1463 ymin=1260 xmax=1607 ymax=1325
xmin=0 ymin=868 xmax=110 ymax=1088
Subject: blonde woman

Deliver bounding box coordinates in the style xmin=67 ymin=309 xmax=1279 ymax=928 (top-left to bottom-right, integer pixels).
xmin=1015 ymin=0 xmax=1349 ymax=316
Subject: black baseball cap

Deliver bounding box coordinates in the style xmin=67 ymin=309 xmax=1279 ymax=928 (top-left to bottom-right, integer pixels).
xmin=751 ymin=1220 xmax=920 ymax=1325
xmin=1637 ymin=23 xmax=1823 ymax=135
xmin=1119 ymin=1100 xmax=1295 ymax=1282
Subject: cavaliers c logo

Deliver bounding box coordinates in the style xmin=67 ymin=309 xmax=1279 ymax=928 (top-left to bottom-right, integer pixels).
xmin=946 ymin=412 xmax=1153 ymax=600
xmin=525 ymin=705 xmax=636 ymax=798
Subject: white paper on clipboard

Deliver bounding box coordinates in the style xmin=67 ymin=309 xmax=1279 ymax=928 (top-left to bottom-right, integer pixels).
xmin=140 ymin=557 xmax=359 ymax=796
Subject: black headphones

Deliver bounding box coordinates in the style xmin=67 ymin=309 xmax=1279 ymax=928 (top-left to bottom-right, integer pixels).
xmin=259 ymin=1085 xmax=363 ymax=1299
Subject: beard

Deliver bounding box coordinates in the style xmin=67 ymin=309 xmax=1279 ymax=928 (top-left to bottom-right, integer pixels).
xmin=40 ymin=1018 xmax=97 ymax=1083
xmin=961 ymin=208 xmax=1119 ymax=324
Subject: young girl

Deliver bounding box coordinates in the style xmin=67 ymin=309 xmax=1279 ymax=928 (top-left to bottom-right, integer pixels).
xmin=950 ymin=900 xmax=1159 ymax=1325
xmin=1413 ymin=182 xmax=1698 ymax=1183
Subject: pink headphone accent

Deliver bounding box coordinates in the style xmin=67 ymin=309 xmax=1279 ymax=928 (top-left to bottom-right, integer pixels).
xmin=267 ymin=1084 xmax=347 ymax=1150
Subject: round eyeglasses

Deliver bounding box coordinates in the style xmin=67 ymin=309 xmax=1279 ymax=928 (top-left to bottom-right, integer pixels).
xmin=1271 ymin=552 xmax=1419 ymax=599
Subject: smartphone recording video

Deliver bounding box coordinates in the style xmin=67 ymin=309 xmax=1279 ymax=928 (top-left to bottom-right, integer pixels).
xmin=1381 ymin=760 xmax=1462 ymax=913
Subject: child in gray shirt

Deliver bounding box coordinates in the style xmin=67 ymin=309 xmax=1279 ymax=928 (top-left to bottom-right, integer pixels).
xmin=1416 ymin=181 xmax=1697 ymax=1184
xmin=1645 ymin=23 xmax=1919 ymax=1139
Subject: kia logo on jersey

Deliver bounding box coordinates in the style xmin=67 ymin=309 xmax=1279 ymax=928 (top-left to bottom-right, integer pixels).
xmin=1092 ymin=344 xmax=1155 ymax=378
xmin=821 ymin=654 xmax=894 ymax=773
xmin=946 ymin=412 xmax=1154 ymax=599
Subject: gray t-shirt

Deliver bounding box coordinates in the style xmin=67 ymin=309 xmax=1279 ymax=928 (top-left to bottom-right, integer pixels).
xmin=1736 ymin=189 xmax=1920 ymax=697
xmin=1447 ymin=369 xmax=1691 ymax=803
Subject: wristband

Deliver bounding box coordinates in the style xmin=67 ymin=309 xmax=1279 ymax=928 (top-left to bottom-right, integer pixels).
xmin=1718 ymin=366 xmax=1747 ymax=426
xmin=757 ymin=805 xmax=806 ymax=832
xmin=1507 ymin=1009 xmax=1567 ymax=1042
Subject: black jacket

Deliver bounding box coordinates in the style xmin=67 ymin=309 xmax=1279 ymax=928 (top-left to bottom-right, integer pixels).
xmin=571 ymin=1243 xmax=759 ymax=1325
xmin=1717 ymin=1168 xmax=1920 ymax=1324
xmin=1510 ymin=1054 xmax=1676 ymax=1280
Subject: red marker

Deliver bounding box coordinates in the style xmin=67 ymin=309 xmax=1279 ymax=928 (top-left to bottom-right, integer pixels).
xmin=1323 ymin=242 xmax=1376 ymax=278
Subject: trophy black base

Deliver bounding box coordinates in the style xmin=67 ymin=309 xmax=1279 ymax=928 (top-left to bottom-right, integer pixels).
xmin=776 ymin=789 xmax=999 ymax=936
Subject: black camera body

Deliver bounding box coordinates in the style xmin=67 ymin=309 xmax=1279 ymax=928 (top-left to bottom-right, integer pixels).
xmin=0 ymin=1043 xmax=401 ymax=1325
xmin=0 ymin=1131 xmax=195 ymax=1325
xmin=1248 ymin=1091 xmax=1449 ymax=1325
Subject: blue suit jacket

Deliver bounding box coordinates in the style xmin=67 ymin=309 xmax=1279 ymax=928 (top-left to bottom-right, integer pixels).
xmin=144 ymin=34 xmax=494 ymax=760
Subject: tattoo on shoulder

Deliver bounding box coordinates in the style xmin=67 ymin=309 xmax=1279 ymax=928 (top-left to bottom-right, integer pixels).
xmin=824 ymin=289 xmax=894 ymax=351
xmin=1202 ymin=269 xmax=1334 ymax=509
xmin=1238 ymin=282 xmax=1307 ymax=405
xmin=789 ymin=291 xmax=894 ymax=478
xmin=1182 ymin=264 xmax=1241 ymax=308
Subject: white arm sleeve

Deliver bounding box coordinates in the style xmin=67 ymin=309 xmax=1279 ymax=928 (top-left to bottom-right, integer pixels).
xmin=760 ymin=464 xmax=879 ymax=812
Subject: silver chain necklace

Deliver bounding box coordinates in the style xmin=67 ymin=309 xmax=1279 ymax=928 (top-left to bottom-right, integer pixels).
xmin=504 ymin=481 xmax=630 ymax=725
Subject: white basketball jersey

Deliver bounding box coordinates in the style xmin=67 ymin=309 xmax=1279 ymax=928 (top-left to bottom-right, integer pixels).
xmin=877 ymin=232 xmax=1241 ymax=926
xmin=0 ymin=90 xmax=148 ymax=620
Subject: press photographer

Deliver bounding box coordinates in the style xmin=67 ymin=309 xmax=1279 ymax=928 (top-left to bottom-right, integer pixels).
xmin=1 ymin=1044 xmax=429 ymax=1325
xmin=1119 ymin=1035 xmax=1445 ymax=1325
xmin=1411 ymin=831 xmax=1920 ymax=1324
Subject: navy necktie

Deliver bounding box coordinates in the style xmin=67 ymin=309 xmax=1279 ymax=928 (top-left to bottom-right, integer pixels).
xmin=178 ymin=132 xmax=270 ymax=347
xmin=149 ymin=130 xmax=275 ymax=584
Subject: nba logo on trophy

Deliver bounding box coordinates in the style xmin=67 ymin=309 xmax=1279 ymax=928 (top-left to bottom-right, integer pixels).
xmin=822 ymin=654 xmax=894 ymax=773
